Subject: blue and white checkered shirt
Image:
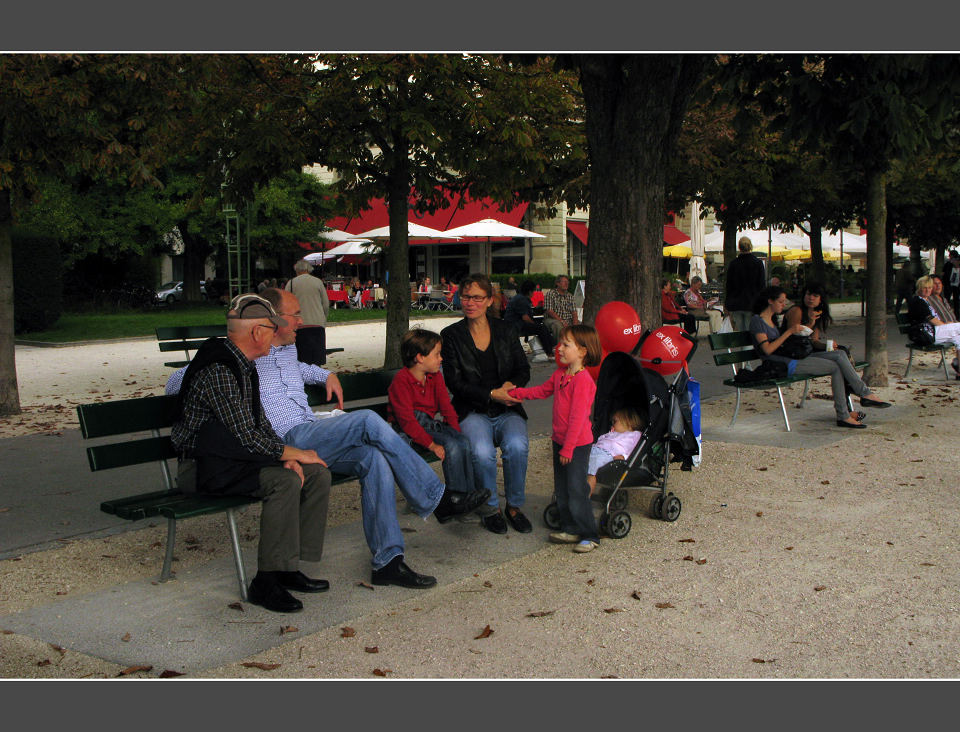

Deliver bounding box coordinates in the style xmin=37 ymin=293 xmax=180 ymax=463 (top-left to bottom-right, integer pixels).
xmin=166 ymin=344 xmax=331 ymax=440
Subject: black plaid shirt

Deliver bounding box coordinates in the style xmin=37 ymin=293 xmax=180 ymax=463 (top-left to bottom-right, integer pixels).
xmin=171 ymin=338 xmax=284 ymax=459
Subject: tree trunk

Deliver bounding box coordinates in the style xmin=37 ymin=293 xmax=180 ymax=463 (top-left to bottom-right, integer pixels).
xmin=808 ymin=218 xmax=825 ymax=286
xmin=863 ymin=170 xmax=888 ymax=387
xmin=382 ymin=157 xmax=411 ymax=370
xmin=179 ymin=223 xmax=208 ymax=302
xmin=578 ymin=55 xmax=706 ymax=331
xmin=722 ymin=224 xmax=738 ymax=269
xmin=0 ymin=189 xmax=20 ymax=416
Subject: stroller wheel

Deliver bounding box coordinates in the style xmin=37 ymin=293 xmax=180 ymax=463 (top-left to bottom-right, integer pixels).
xmin=606 ymin=510 xmax=632 ymax=539
xmin=650 ymin=494 xmax=665 ymax=519
xmin=660 ymin=494 xmax=682 ymax=522
xmin=542 ymin=503 xmax=561 ymax=530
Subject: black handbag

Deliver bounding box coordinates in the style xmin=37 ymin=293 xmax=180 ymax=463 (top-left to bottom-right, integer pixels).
xmin=775 ymin=334 xmax=813 ymax=360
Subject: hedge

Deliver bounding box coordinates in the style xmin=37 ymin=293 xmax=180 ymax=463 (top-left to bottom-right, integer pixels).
xmin=12 ymin=229 xmax=63 ymax=334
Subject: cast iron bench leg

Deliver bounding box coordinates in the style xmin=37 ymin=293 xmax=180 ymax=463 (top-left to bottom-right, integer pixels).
xmin=939 ymin=348 xmax=948 ymax=380
xmin=729 ymin=387 xmax=742 ymax=427
xmin=160 ymin=517 xmax=177 ymax=582
xmin=798 ymin=380 xmax=809 ymax=409
xmin=225 ymin=508 xmax=248 ymax=601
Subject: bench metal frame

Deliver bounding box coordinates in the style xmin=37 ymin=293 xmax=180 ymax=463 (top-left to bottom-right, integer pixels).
xmin=894 ymin=312 xmax=950 ymax=380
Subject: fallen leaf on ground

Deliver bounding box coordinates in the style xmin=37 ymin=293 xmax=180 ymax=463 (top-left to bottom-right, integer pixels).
xmin=364 ymin=646 xmax=379 ymax=653
xmin=527 ymin=611 xmax=554 ymax=617
xmin=655 ymin=602 xmax=675 ymax=609
xmin=474 ymin=625 xmax=494 ymax=639
xmin=372 ymin=668 xmax=392 ymax=676
xmin=601 ymin=675 xmax=619 ymax=679
xmin=814 ymin=585 xmax=826 ymax=592
xmin=603 ymin=608 xmax=624 ymax=613
xmin=751 ymin=658 xmax=766 ymax=664
xmin=678 ymin=538 xmax=696 ymax=543
xmin=356 ymin=581 xmax=374 ymax=590
xmin=682 ymin=555 xmax=694 ymax=561
xmin=121 ymin=633 xmax=131 ymax=642
xmin=119 ymin=665 xmax=153 ymax=676
xmin=483 ymin=581 xmax=493 ymax=588
xmin=242 ymin=662 xmax=280 ymax=670
xmin=159 ymin=670 xmax=184 ymax=678
xmin=820 ymin=480 xmax=830 ymax=485
xmin=228 ymin=602 xmax=244 ymax=612
xmin=631 ymin=591 xmax=642 ymax=600
xmin=37 ymin=659 xmax=51 ymax=667
xmin=586 ymin=579 xmax=595 ymax=585
xmin=280 ymin=626 xmax=299 ymax=635
xmin=49 ymin=644 xmax=66 ymax=655
xmin=341 ymin=627 xmax=356 ymax=638
xmin=784 ymin=546 xmax=794 ymax=550
xmin=755 ymin=467 xmax=768 ymax=471
xmin=0 ymin=508 xmax=9 ymax=513
xmin=695 ymin=558 xmax=707 ymax=565
xmin=755 ymin=511 xmax=763 ymax=517
xmin=919 ymin=562 xmax=935 ymax=566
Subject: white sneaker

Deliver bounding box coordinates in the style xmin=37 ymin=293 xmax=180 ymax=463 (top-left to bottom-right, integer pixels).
xmin=573 ymin=540 xmax=599 ymax=553
xmin=549 ymin=532 xmax=580 ymax=544
xmin=532 ymin=353 xmax=552 ymax=363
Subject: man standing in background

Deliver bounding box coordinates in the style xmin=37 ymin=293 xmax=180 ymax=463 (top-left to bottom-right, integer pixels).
xmin=724 ymin=236 xmax=766 ymax=332
xmin=286 ymin=259 xmax=330 ymax=366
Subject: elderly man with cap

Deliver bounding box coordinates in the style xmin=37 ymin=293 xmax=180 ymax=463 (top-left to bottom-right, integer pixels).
xmin=170 ymin=293 xmax=332 ymax=614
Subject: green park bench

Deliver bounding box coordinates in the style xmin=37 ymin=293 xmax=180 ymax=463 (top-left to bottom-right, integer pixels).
xmin=894 ymin=311 xmax=950 ymax=380
xmin=156 ymin=325 xmax=344 ymax=369
xmin=708 ymin=331 xmax=868 ymax=432
xmin=78 ymin=368 xmax=437 ymax=601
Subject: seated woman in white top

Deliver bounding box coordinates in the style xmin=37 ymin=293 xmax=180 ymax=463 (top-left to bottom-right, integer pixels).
xmin=907 ymin=275 xmax=960 ymax=379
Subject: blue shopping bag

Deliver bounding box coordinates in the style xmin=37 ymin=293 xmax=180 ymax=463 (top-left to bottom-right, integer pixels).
xmin=686 ymin=377 xmax=702 ymax=467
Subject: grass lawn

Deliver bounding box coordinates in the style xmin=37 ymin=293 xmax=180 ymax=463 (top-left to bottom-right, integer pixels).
xmin=18 ymin=303 xmax=457 ymax=343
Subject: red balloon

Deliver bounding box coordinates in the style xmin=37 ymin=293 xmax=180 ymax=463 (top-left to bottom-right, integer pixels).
xmin=638 ymin=325 xmax=694 ymax=375
xmin=595 ymin=301 xmax=643 ymax=354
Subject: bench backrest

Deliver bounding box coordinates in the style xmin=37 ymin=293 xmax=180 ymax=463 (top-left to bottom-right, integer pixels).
xmin=77 ymin=395 xmax=180 ymax=472
xmin=79 ymin=369 xmax=401 ymax=471
xmin=156 ymin=325 xmax=227 ymax=356
xmin=708 ymin=331 xmax=760 ymax=367
xmin=894 ymin=311 xmax=911 ymax=333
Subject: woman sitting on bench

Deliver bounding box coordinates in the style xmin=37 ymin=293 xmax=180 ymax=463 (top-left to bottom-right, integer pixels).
xmin=750 ymin=285 xmax=887 ymax=430
xmin=908 ymin=275 xmax=960 ymax=379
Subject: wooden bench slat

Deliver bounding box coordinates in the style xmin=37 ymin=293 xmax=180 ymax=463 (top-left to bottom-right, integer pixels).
xmin=158 ymin=340 xmax=213 ymax=353
xmin=86 ymin=436 xmax=176 ymax=471
xmin=155 ymin=325 xmax=227 ymax=340
xmin=158 ymin=494 xmax=261 ymax=520
xmin=78 ymin=395 xmax=179 ymax=438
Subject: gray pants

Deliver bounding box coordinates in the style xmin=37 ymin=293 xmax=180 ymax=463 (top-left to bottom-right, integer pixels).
xmin=544 ymin=316 xmax=567 ymax=342
xmin=253 ymin=463 xmax=331 ymax=572
xmin=729 ymin=311 xmax=753 ymax=332
xmin=793 ymin=351 xmax=871 ymax=420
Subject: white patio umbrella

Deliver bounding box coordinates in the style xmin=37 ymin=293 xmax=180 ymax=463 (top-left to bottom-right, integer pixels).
xmin=688 ymin=201 xmax=708 ymax=283
xmin=323 ymin=239 xmax=378 ymax=257
xmin=303 ymin=251 xmax=338 ymax=264
xmin=704 ymin=228 xmax=807 ymax=254
xmin=354 ymin=222 xmax=460 ymax=240
xmin=441 ymin=218 xmax=544 ymax=273
xmin=318 ymin=228 xmax=369 ymax=242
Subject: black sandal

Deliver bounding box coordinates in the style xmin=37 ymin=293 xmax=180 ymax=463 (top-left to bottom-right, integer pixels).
xmin=837 ymin=419 xmax=867 ymax=429
xmin=860 ymin=397 xmax=891 ymax=409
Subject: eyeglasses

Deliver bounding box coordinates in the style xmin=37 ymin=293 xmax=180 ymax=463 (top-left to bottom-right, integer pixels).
xmin=460 ymin=294 xmax=489 ymax=303
xmin=254 ymin=323 xmax=279 ymax=333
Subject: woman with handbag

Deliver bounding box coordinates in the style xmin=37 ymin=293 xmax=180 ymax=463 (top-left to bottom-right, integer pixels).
xmin=750 ymin=286 xmax=887 ymax=429
xmin=781 ymin=283 xmax=890 ymax=415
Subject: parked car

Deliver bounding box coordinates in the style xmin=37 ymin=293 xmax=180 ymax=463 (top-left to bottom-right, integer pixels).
xmin=156 ymin=281 xmax=206 ymax=305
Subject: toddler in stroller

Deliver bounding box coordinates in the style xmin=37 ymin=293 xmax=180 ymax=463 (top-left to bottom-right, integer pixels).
xmin=587 ymin=407 xmax=646 ymax=496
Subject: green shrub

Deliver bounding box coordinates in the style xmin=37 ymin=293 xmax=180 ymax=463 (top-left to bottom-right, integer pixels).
xmin=488 ymin=272 xmax=581 ymax=291
xmin=12 ymin=229 xmax=63 ymax=334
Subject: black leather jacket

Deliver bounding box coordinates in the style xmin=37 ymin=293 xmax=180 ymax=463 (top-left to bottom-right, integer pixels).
xmin=440 ymin=316 xmax=531 ymax=421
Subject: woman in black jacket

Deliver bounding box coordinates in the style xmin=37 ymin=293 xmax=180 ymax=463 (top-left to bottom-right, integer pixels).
xmin=441 ymin=273 xmax=532 ymax=535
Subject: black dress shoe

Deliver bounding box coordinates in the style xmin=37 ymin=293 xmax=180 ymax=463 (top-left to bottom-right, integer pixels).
xmin=860 ymin=397 xmax=891 ymax=408
xmin=248 ymin=575 xmax=304 ymax=613
xmin=504 ymin=505 xmax=532 ymax=533
xmin=371 ymin=556 xmax=437 ymax=588
xmin=433 ymin=487 xmax=491 ymax=524
xmin=836 ymin=419 xmax=867 ymax=429
xmin=481 ymin=510 xmax=508 ymax=535
xmin=276 ymin=571 xmax=329 ymax=593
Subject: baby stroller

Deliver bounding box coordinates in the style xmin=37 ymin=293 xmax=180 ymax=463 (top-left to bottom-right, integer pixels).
xmin=543 ymin=326 xmax=700 ymax=539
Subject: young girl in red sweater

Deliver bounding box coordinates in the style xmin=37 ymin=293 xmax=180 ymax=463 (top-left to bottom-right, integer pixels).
xmin=509 ymin=325 xmax=603 ymax=553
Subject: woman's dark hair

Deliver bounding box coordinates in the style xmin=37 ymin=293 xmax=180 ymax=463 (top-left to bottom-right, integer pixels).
xmin=752 ymin=285 xmax=786 ymax=314
xmin=800 ymin=281 xmax=832 ymax=332
xmin=459 ymin=272 xmax=493 ymax=297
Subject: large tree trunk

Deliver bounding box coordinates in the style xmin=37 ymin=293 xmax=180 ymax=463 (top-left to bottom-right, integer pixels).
xmin=808 ymin=218 xmax=825 ymax=286
xmin=0 ymin=189 xmax=20 ymax=416
xmin=863 ymin=170 xmax=888 ymax=386
xmin=179 ymin=223 xmax=209 ymax=302
xmin=722 ymin=223 xmax=738 ymax=270
xmin=578 ymin=55 xmax=706 ymax=330
xmin=382 ymin=155 xmax=411 ymax=370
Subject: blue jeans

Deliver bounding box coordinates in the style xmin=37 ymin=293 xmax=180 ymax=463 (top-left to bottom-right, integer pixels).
xmin=460 ymin=411 xmax=529 ymax=511
xmin=552 ymin=441 xmax=599 ymax=542
xmin=413 ymin=412 xmax=478 ymax=494
xmin=284 ymin=410 xmax=445 ymax=570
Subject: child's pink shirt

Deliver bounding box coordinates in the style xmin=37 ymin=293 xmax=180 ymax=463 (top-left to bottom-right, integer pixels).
xmin=509 ymin=367 xmax=595 ymax=459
